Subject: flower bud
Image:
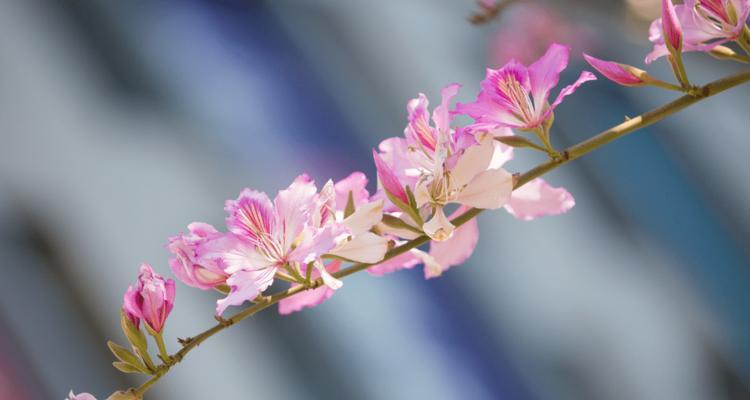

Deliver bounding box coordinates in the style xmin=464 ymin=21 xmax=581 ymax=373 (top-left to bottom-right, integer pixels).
xmin=583 ymin=54 xmax=646 ymax=86
xmin=122 ymin=264 xmax=175 ymax=334
xmin=372 ymin=149 xmax=409 ymax=205
xmin=68 ymin=391 xmax=97 ymax=400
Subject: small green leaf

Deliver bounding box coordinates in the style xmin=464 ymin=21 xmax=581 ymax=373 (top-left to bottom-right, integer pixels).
xmin=495 ymin=136 xmax=546 ymax=152
xmin=344 ymin=191 xmax=356 ymax=218
xmin=108 ymin=341 xmax=143 ymax=367
xmin=120 ymin=310 xmax=147 ymax=354
xmin=112 ymin=361 xmax=145 ymax=374
xmin=381 ymin=214 xmax=422 ymax=233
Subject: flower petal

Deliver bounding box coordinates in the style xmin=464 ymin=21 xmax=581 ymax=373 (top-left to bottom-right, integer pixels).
xmin=528 ymin=43 xmax=569 ymax=109
xmin=367 ymin=249 xmax=420 ymax=276
xmin=225 ymin=189 xmax=275 ymax=246
xmin=450 ymin=137 xmax=495 ymax=190
xmin=504 ymin=178 xmax=575 ymax=220
xmin=334 ymin=172 xmax=369 ymax=209
xmin=329 ymin=231 xmax=389 ymax=263
xmin=373 ymin=149 xmax=409 ymax=205
xmin=274 ymin=175 xmax=318 ymax=249
xmin=547 ymin=70 xmax=596 ymax=112
xmin=428 ymin=207 xmax=479 ymax=275
xmin=432 ymin=83 xmax=461 ymax=133
xmin=216 ymin=267 xmax=276 ymax=315
xmin=423 ymin=207 xmax=455 ymax=241
xmin=454 ymin=168 xmax=513 ymax=209
xmin=661 ymin=0 xmax=683 ymax=51
xmin=342 ymin=200 xmax=383 ymax=234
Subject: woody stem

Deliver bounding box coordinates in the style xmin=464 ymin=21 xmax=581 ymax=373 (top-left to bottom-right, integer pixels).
xmin=130 ymin=67 xmax=750 ymax=398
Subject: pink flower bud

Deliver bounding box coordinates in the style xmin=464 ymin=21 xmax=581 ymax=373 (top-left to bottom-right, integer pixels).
xmin=661 ymin=0 xmax=682 ymax=52
xmin=583 ymin=54 xmax=645 ymax=86
xmin=122 ymin=264 xmax=175 ymax=334
xmin=373 ymin=149 xmax=409 ymax=205
xmin=68 ymin=391 xmax=97 ymax=400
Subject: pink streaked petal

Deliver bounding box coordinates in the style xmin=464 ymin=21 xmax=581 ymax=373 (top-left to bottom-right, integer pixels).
xmin=275 ymin=175 xmax=318 ymax=250
xmin=432 ymin=83 xmax=461 ymax=133
xmin=505 ymin=178 xmax=575 ymax=221
xmin=334 ymin=172 xmax=369 ymax=209
xmin=583 ymin=54 xmax=644 ymax=86
xmin=225 ymin=189 xmax=275 ymax=245
xmin=288 ymin=225 xmax=345 ymax=265
xmin=662 ymin=0 xmax=683 ymax=50
xmin=212 ymin=236 xmax=276 ymax=275
xmin=367 ymin=249 xmax=420 ymax=276
xmin=278 ymin=261 xmax=341 ymax=315
xmin=373 ymin=149 xmax=409 ymax=205
xmin=455 ymin=92 xmax=526 ymax=129
xmin=428 ymin=207 xmax=479 ymax=276
xmin=547 ymin=70 xmax=597 ymax=113
xmin=528 ymin=43 xmax=570 ymax=109
xmin=216 ymin=267 xmax=276 ymax=316
xmin=406 ymin=93 xmax=437 ymax=152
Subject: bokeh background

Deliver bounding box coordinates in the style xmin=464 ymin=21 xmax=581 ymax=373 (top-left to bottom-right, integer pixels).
xmin=1 ymin=0 xmax=749 ymax=399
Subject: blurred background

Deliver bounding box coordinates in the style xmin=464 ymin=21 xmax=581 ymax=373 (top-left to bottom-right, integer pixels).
xmin=1 ymin=0 xmax=749 ymax=399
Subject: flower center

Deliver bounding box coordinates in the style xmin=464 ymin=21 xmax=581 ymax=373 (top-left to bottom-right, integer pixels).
xmin=496 ymin=74 xmax=536 ymax=124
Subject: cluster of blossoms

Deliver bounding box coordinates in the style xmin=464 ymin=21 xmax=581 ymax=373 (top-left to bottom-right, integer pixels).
xmin=68 ymin=2 xmax=750 ymax=398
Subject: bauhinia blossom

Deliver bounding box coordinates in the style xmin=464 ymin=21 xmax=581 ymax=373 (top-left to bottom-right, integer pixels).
xmin=123 ymin=264 xmax=176 ymax=334
xmin=646 ymin=0 xmax=750 ymax=63
xmin=455 ymin=43 xmax=596 ymax=131
xmin=374 ymin=83 xmax=514 ymax=242
xmin=214 ymin=174 xmax=387 ymax=315
xmin=278 ymin=172 xmax=388 ymax=314
xmin=583 ymin=54 xmax=648 ymax=86
xmin=167 ymin=222 xmax=230 ymax=290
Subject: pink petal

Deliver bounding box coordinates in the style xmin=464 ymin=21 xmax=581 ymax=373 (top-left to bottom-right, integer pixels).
xmin=428 ymin=207 xmax=479 ymax=277
xmin=504 ymin=178 xmax=575 ymax=221
xmin=432 ymin=83 xmax=461 ymax=133
xmin=367 ymin=249 xmax=420 ymax=276
xmin=454 ymin=168 xmax=514 ymax=209
xmin=405 ymin=93 xmax=437 ymax=152
xmin=68 ymin=391 xmax=97 ymax=400
xmin=274 ymin=175 xmax=318 ymax=250
xmin=583 ymin=54 xmax=644 ymax=86
xmin=225 ymin=189 xmax=276 ymax=246
xmin=373 ymin=149 xmax=409 ymax=205
xmin=334 ymin=172 xmax=369 ymax=209
xmin=661 ymin=0 xmax=683 ymax=51
xmin=216 ymin=267 xmax=276 ymax=316
xmin=528 ymin=43 xmax=569 ymax=109
xmin=548 ymin=70 xmax=596 ymax=112
xmin=278 ymin=261 xmax=342 ymax=315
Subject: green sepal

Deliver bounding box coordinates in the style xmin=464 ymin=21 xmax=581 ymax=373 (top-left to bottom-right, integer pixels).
xmin=381 ymin=214 xmax=422 ymax=234
xmin=344 ymin=191 xmax=356 ymax=218
xmin=120 ymin=310 xmax=147 ymax=355
xmin=108 ymin=341 xmax=148 ymax=374
xmin=494 ymin=136 xmax=547 ymax=152
xmin=112 ymin=361 xmax=146 ymax=374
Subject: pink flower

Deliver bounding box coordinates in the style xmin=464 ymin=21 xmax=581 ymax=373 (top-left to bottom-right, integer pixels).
xmin=646 ymin=0 xmax=750 ymax=63
xmin=456 ymin=43 xmax=595 ymax=130
xmin=217 ymin=174 xmax=387 ymax=315
xmin=123 ymin=264 xmax=175 ymax=334
xmin=583 ymin=54 xmax=647 ymax=86
xmin=67 ymin=391 xmax=96 ymax=400
xmin=375 ymin=84 xmax=514 ymax=241
xmin=167 ymin=222 xmax=230 ymax=290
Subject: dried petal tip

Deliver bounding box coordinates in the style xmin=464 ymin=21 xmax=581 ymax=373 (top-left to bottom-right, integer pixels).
xmin=583 ymin=54 xmax=645 ymax=86
xmin=661 ymin=0 xmax=682 ymax=52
